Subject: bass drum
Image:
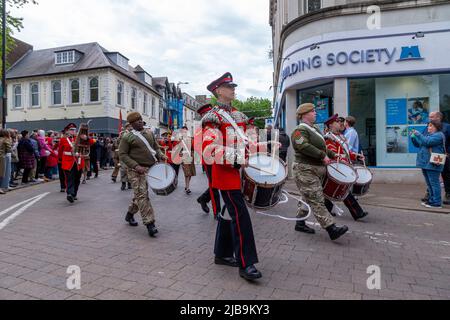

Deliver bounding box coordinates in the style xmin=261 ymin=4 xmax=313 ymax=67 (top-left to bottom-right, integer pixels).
xmin=147 ymin=163 xmax=177 ymax=196
xmin=242 ymin=153 xmax=287 ymax=209
xmin=352 ymin=166 xmax=373 ymax=196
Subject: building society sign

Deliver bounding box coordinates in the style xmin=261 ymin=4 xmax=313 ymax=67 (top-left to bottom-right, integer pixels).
xmin=282 ymin=46 xmax=423 ymax=81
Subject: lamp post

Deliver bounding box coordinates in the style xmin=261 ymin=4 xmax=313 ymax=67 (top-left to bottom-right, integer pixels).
xmin=1 ymin=0 xmax=6 ymax=129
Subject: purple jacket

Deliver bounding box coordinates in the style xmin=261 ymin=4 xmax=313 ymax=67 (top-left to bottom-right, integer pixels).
xmin=37 ymin=135 xmax=52 ymax=157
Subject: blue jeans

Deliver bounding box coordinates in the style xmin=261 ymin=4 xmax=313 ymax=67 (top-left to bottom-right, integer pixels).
xmin=422 ymin=169 xmax=442 ymax=206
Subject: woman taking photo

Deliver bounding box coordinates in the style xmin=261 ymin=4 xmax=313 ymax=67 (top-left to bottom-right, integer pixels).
xmin=411 ymin=120 xmax=446 ymax=208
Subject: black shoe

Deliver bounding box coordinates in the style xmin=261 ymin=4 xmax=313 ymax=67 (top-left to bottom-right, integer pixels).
xmin=295 ymin=221 xmax=315 ymax=234
xmin=94 ymin=174 xmax=98 ymax=178
xmin=214 ymin=257 xmax=238 ymax=267
xmin=354 ymin=211 xmax=368 ymax=221
xmin=197 ymin=198 xmax=210 ymax=214
xmin=128 ymin=183 xmax=132 ymax=190
xmin=121 ymin=182 xmax=126 ymax=191
xmin=326 ymin=224 xmax=349 ymax=241
xmin=60 ymin=188 xmax=66 ymax=193
xmin=125 ymin=212 xmax=138 ymax=227
xmin=146 ymin=223 xmax=158 ymax=237
xmin=111 ymin=177 xmax=117 ymax=183
xmin=74 ymin=197 xmax=78 ymax=201
xmin=67 ymin=195 xmax=74 ymax=203
xmin=239 ymin=265 xmax=262 ymax=281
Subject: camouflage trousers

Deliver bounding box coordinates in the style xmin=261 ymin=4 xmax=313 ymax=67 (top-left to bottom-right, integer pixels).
xmin=112 ymin=160 xmax=128 ymax=183
xmin=127 ymin=167 xmax=155 ymax=225
xmin=293 ymin=162 xmax=335 ymax=229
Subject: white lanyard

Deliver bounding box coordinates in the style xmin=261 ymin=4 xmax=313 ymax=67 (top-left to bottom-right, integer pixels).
xmin=132 ymin=130 xmax=157 ymax=161
xmin=299 ymin=123 xmax=325 ymax=142
xmin=215 ymin=107 xmax=248 ymax=144
xmin=329 ymin=133 xmax=350 ymax=156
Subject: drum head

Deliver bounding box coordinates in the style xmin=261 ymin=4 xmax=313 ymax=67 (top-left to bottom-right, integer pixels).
xmin=354 ymin=166 xmax=372 ymax=184
xmin=244 ymin=154 xmax=287 ymax=185
xmin=327 ymin=162 xmax=357 ymax=184
xmin=148 ymin=164 xmax=176 ymax=190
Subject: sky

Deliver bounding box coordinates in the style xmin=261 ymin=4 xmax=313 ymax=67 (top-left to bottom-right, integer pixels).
xmin=10 ymin=0 xmax=274 ymax=101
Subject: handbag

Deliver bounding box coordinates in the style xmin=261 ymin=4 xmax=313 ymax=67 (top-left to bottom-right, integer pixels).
xmin=429 ymin=133 xmax=446 ymax=165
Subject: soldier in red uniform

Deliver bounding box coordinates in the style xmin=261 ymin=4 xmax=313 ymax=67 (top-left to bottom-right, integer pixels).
xmin=201 ymin=72 xmax=261 ymax=281
xmin=58 ymin=123 xmax=89 ymax=203
xmin=324 ymin=114 xmax=368 ymax=220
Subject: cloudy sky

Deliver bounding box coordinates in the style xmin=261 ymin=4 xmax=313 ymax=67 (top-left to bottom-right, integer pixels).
xmin=10 ymin=0 xmax=274 ymax=101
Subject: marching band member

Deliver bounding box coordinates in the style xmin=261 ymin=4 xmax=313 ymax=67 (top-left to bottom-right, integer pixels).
xmin=119 ymin=112 xmax=167 ymax=238
xmin=323 ymin=114 xmax=369 ymax=221
xmin=58 ymin=123 xmax=88 ymax=203
xmin=291 ymin=103 xmax=349 ymax=241
xmin=202 ymin=72 xmax=261 ymax=281
xmin=195 ymin=104 xmax=222 ymax=215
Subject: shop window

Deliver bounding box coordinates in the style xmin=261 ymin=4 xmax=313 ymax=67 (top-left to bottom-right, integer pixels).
xmin=297 ymin=82 xmax=333 ymax=132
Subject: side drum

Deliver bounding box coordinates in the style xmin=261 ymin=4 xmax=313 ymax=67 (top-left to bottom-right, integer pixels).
xmin=322 ymin=162 xmax=357 ymax=201
xmin=352 ymin=166 xmax=373 ymax=196
xmin=242 ymin=153 xmax=287 ymax=209
xmin=147 ymin=163 xmax=177 ymax=196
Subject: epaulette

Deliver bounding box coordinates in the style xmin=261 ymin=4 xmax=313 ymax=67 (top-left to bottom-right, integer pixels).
xmin=202 ymin=110 xmax=221 ymax=126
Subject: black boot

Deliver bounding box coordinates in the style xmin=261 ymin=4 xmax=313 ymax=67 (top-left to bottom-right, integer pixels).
xmin=239 ymin=265 xmax=262 ymax=281
xmin=111 ymin=176 xmax=117 ymax=183
xmin=121 ymin=182 xmax=126 ymax=191
xmin=146 ymin=222 xmax=158 ymax=237
xmin=214 ymin=257 xmax=238 ymax=267
xmin=128 ymin=182 xmax=132 ymax=190
xmin=354 ymin=211 xmax=368 ymax=221
xmin=295 ymin=220 xmax=315 ymax=234
xmin=197 ymin=198 xmax=210 ymax=214
xmin=125 ymin=212 xmax=138 ymax=227
xmin=326 ymin=224 xmax=349 ymax=241
xmin=67 ymin=195 xmax=74 ymax=203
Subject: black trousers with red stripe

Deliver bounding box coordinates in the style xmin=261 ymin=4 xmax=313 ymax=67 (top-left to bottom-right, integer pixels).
xmin=65 ymin=163 xmax=82 ymax=198
xmin=324 ymin=193 xmax=366 ymax=220
xmin=214 ymin=190 xmax=258 ymax=269
xmin=198 ymin=165 xmax=221 ymax=215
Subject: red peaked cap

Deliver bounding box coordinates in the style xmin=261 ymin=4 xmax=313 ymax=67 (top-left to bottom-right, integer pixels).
xmin=324 ymin=114 xmax=339 ymax=126
xmin=64 ymin=123 xmax=77 ymax=132
xmin=207 ymin=72 xmax=237 ymax=93
xmin=197 ymin=103 xmax=213 ymax=116
xmin=248 ymin=117 xmax=255 ymax=125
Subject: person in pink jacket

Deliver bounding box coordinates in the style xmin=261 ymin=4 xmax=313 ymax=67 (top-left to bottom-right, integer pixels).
xmin=37 ymin=130 xmax=52 ymax=181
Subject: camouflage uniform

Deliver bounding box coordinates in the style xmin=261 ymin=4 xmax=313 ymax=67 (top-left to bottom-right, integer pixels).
xmin=127 ymin=167 xmax=154 ymax=225
xmin=291 ymin=122 xmax=336 ymax=229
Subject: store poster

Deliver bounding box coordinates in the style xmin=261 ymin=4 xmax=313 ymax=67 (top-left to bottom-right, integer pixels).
xmin=386 ymin=126 xmax=408 ymax=154
xmin=314 ymin=97 xmax=330 ymax=124
xmin=386 ymin=98 xmax=407 ymax=125
xmin=408 ymin=125 xmax=428 ymax=153
xmin=407 ymin=97 xmax=429 ymax=124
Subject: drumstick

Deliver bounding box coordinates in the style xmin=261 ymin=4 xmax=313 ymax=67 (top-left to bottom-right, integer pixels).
xmin=330 ymin=165 xmax=346 ymax=177
xmin=148 ymin=175 xmax=163 ymax=181
xmin=248 ymin=164 xmax=276 ymax=176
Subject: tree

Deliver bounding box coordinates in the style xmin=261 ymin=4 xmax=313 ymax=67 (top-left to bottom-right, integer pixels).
xmin=0 ymin=0 xmax=38 ymax=74
xmin=209 ymin=95 xmax=273 ymax=129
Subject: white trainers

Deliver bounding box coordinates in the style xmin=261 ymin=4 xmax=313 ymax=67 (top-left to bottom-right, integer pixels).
xmin=425 ymin=204 xmax=443 ymax=209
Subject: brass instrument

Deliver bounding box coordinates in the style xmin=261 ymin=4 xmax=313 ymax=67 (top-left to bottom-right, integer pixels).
xmin=74 ymin=123 xmax=91 ymax=160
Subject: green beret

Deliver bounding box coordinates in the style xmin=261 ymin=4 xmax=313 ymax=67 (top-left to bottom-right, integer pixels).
xmin=296 ymin=103 xmax=315 ymax=116
xmin=127 ymin=112 xmax=142 ymax=124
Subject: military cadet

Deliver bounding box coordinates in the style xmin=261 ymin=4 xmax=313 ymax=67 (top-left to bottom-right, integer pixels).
xmin=119 ymin=112 xmax=167 ymax=238
xmin=195 ymin=103 xmax=221 ymax=215
xmin=202 ymin=72 xmax=261 ymax=281
xmin=291 ymin=103 xmax=349 ymax=240
xmin=112 ymin=123 xmax=132 ymax=191
xmin=58 ymin=123 xmax=87 ymax=203
xmin=323 ymin=114 xmax=369 ymax=221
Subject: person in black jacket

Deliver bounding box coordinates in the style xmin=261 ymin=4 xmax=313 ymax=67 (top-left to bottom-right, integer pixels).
xmin=278 ymin=128 xmax=290 ymax=163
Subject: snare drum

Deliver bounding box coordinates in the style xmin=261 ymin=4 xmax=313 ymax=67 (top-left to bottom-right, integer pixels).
xmin=147 ymin=163 xmax=177 ymax=196
xmin=242 ymin=153 xmax=287 ymax=209
xmin=352 ymin=166 xmax=373 ymax=196
xmin=322 ymin=162 xmax=357 ymax=201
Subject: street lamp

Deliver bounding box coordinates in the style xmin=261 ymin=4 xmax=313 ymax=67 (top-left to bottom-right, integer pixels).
xmin=1 ymin=0 xmax=7 ymax=129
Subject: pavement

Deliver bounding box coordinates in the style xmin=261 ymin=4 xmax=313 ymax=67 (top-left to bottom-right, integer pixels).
xmin=0 ymin=167 xmax=449 ymax=300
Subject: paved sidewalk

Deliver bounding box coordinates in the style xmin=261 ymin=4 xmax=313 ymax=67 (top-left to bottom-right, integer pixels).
xmin=284 ymin=180 xmax=449 ymax=214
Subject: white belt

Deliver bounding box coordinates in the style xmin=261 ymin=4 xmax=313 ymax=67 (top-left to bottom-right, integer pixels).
xmin=64 ymin=152 xmax=73 ymax=156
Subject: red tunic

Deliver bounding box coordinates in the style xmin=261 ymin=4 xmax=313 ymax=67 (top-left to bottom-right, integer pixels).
xmin=325 ymin=133 xmax=357 ymax=164
xmin=58 ymin=136 xmax=94 ymax=171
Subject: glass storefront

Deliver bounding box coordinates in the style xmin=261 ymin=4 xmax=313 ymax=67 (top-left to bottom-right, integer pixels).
xmin=297 ymin=82 xmax=334 ymax=132
xmin=349 ymin=73 xmax=450 ymax=168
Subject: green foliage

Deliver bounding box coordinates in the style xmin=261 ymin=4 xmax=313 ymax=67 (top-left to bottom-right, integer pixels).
xmin=0 ymin=0 xmax=38 ymax=74
xmin=209 ymin=95 xmax=273 ymax=129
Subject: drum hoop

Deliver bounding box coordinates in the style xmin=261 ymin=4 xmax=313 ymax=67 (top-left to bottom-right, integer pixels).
xmin=148 ymin=163 xmax=176 ymax=191
xmin=326 ymin=162 xmax=357 ymax=185
xmin=353 ymin=165 xmax=373 ymax=185
xmin=244 ymin=153 xmax=288 ymax=187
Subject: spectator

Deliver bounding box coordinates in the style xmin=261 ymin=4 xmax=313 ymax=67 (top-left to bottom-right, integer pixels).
xmin=45 ymin=136 xmax=59 ymax=180
xmin=344 ymin=116 xmax=360 ymax=153
xmin=411 ymin=120 xmax=446 ymax=209
xmin=0 ymin=129 xmax=12 ymax=194
xmin=278 ymin=128 xmax=290 ymax=163
xmin=8 ymin=129 xmax=19 ymax=188
xmin=37 ymin=129 xmax=52 ymax=181
xmin=29 ymin=132 xmax=41 ymax=182
xmin=430 ymin=112 xmax=450 ymax=205
xmin=18 ymin=130 xmax=35 ymax=184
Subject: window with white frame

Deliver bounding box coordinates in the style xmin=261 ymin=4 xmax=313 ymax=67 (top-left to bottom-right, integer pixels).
xmin=131 ymin=87 xmax=137 ymax=110
xmin=30 ymin=83 xmax=39 ymax=107
xmin=55 ymin=50 xmax=76 ymax=65
xmin=152 ymin=96 xmax=156 ymax=117
xmin=13 ymin=84 xmax=22 ymax=109
xmin=70 ymin=79 xmax=80 ymax=104
xmin=52 ymin=80 xmax=62 ymax=105
xmin=89 ymin=77 xmax=99 ymax=102
xmin=117 ymin=81 xmax=124 ymax=106
xmin=143 ymin=93 xmax=148 ymax=114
